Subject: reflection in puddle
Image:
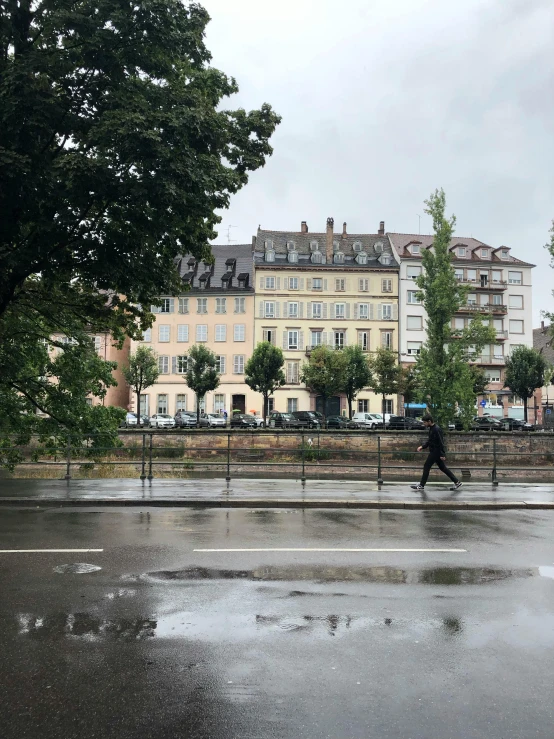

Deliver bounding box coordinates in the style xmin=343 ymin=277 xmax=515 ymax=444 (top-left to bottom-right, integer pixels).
xmin=538 ymin=566 xmax=554 ymax=580
xmin=17 ymin=613 xmax=156 ymax=640
xmin=53 ymin=563 xmax=102 ymax=574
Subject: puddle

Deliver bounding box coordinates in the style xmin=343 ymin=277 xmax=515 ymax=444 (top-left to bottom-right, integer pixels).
xmin=538 ymin=566 xmax=554 ymax=580
xmin=17 ymin=612 xmax=156 ymax=640
xmin=53 ymin=563 xmax=102 ymax=574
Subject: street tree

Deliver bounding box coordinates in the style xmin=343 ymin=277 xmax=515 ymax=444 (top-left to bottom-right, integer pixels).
xmin=122 ymin=346 xmax=159 ymax=422
xmin=300 ymin=346 xmax=346 ymax=420
xmin=397 ymin=366 xmax=420 ymax=411
xmin=245 ymin=343 xmax=286 ymax=425
xmin=414 ymin=189 xmax=495 ymax=428
xmin=504 ymin=346 xmax=548 ymax=423
xmin=341 ymin=345 xmax=373 ymax=419
xmin=369 ymin=348 xmax=401 ymax=419
xmin=0 ymin=1 xmax=279 ymax=456
xmin=185 ymin=345 xmax=220 ymax=426
xmin=470 ymin=365 xmax=489 ymax=398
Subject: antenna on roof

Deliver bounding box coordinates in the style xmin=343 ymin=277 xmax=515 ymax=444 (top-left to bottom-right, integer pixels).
xmin=225 ymin=225 xmax=237 ymax=245
xmin=417 ymin=214 xmax=421 ymax=235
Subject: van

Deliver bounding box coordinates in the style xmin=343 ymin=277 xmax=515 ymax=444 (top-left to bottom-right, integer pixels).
xmin=351 ymin=413 xmax=383 ymax=429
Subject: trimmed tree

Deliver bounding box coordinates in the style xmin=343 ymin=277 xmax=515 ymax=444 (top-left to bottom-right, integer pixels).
xmin=185 ymin=345 xmax=220 ymax=426
xmin=300 ymin=346 xmax=346 ymax=421
xmin=122 ymin=346 xmax=159 ymax=422
xmin=341 ymin=345 xmax=373 ymax=419
xmin=369 ymin=348 xmax=401 ymax=420
xmin=414 ymin=189 xmax=495 ymax=428
xmin=245 ymin=343 xmax=286 ymax=425
xmin=504 ymin=346 xmax=547 ymax=423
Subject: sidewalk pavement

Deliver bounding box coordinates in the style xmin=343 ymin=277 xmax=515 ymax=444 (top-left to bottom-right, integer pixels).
xmin=1 ymin=478 xmax=554 ymax=509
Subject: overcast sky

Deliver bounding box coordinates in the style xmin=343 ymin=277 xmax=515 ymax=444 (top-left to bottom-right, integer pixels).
xmin=202 ymin=0 xmax=554 ymax=324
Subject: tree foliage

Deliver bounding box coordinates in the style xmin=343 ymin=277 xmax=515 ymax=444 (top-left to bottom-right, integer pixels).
xmin=185 ymin=344 xmax=220 ymax=425
xmin=369 ymin=348 xmax=400 ymax=417
xmin=504 ymin=346 xmax=547 ymax=422
xmin=398 ymin=366 xmax=420 ymax=409
xmin=0 ymin=0 xmax=280 ymax=456
xmin=414 ymin=189 xmax=496 ymax=428
xmin=122 ymin=345 xmax=159 ymax=420
xmin=341 ymin=345 xmax=373 ymax=419
xmin=245 ymin=342 xmax=285 ymax=423
xmin=300 ymin=346 xmax=346 ymax=418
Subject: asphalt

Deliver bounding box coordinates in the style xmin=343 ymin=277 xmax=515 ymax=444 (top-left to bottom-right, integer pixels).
xmin=1 ymin=477 xmax=554 ymax=509
xmin=1 ymin=506 xmax=553 ymax=738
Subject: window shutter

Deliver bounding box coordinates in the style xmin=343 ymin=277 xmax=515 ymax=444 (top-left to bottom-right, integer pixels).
xmin=323 ymin=303 xmax=328 ymax=319
xmin=299 ymin=331 xmax=304 ymax=350
xmin=345 ymin=303 xmax=351 ymax=319
xmin=344 ymin=333 xmax=348 ymax=346
xmin=354 ymin=304 xmax=358 ymax=320
xmin=370 ymin=304 xmax=375 ymax=320
xmin=220 ymin=356 xmax=226 ymax=374
xmin=345 ymin=280 xmax=350 ymax=292
xmin=283 ymin=302 xmax=288 ymax=318
xmin=392 ymin=304 xmax=398 ymax=320
xmin=307 ymin=303 xmax=313 ymax=319
xmin=276 ymin=277 xmax=281 ymax=290
xmin=284 ymin=278 xmax=289 ymax=290
xmin=331 ymin=302 xmax=335 ymax=319
xmin=283 ymin=331 xmax=288 ymax=350
xmin=172 ymin=356 xmax=177 ymax=374
xmin=259 ymin=302 xmax=264 ymax=318
xmin=307 ymin=278 xmax=312 ymax=290
xmin=323 ymin=279 xmax=328 ymax=291
xmin=275 ymin=302 xmax=280 ymax=318
xmin=298 ymin=302 xmax=304 ymax=318
xmin=299 ymin=278 xmax=305 ymax=290
xmin=259 ymin=277 xmax=264 ymax=289
xmin=377 ymin=304 xmax=383 ymax=320
xmin=151 ymin=305 xmax=159 ymax=313
xmin=321 ymin=332 xmax=327 ymax=346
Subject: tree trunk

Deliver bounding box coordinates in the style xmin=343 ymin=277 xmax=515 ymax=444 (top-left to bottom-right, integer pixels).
xmin=524 ymin=396 xmax=528 ymax=423
xmin=196 ymin=396 xmax=201 ymax=427
xmin=136 ymin=391 xmax=141 ymax=425
xmin=382 ymin=394 xmax=386 ymax=431
xmin=263 ymin=393 xmax=268 ymax=427
xmin=347 ymin=395 xmax=352 ymax=419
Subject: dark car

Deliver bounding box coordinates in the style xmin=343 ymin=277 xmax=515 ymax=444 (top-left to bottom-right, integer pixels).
xmin=230 ymin=413 xmax=258 ymax=429
xmin=291 ymin=411 xmax=323 ymax=428
xmin=326 ymin=415 xmax=360 ymax=429
xmin=500 ymin=418 xmax=534 ymax=431
xmin=268 ymin=412 xmax=306 ymax=429
xmin=174 ymin=411 xmax=197 ymax=428
xmin=472 ymin=416 xmax=503 ymax=431
xmin=388 ymin=415 xmax=425 ymax=430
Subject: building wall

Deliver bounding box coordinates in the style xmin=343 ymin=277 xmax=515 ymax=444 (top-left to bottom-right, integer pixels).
xmin=92 ymin=333 xmax=131 ymax=409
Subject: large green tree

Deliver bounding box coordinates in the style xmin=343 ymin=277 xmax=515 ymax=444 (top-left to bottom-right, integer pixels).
xmin=504 ymin=346 xmax=547 ymax=423
xmin=398 ymin=366 xmax=420 ymax=411
xmin=414 ymin=189 xmax=495 ymax=428
xmin=122 ymin=346 xmax=159 ymax=422
xmin=341 ymin=345 xmax=373 ymax=419
xmin=185 ymin=344 xmax=220 ymax=426
xmin=300 ymin=346 xmax=346 ymax=420
xmin=369 ymin=348 xmax=401 ymax=419
xmin=245 ymin=342 xmax=285 ymax=425
xmin=0 ymin=0 xmax=280 ymax=458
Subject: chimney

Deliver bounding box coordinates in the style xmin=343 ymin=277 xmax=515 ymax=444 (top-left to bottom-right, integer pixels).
xmin=326 ymin=217 xmax=334 ymax=262
xmin=342 ymin=222 xmax=347 ymax=237
xmin=542 ymin=320 xmax=545 ymax=331
xmin=301 ymin=221 xmax=308 ymax=233
xmin=378 ymin=220 xmax=385 ymax=235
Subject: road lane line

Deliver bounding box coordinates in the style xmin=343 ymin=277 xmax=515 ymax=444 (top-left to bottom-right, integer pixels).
xmin=0 ymin=549 xmax=104 ymax=553
xmin=193 ymin=548 xmax=467 ymax=553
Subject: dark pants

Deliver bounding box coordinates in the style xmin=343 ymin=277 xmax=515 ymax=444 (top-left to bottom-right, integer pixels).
xmin=420 ymin=452 xmax=459 ymax=486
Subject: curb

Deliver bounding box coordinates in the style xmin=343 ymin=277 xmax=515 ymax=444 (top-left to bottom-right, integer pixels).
xmin=0 ymin=498 xmax=554 ymax=510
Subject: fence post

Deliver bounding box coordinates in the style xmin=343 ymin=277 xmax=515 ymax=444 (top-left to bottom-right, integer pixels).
xmin=377 ymin=436 xmax=383 ymax=484
xmin=301 ymin=431 xmax=306 ymax=483
xmin=140 ymin=433 xmax=146 ymax=480
xmin=226 ymin=432 xmax=231 ymax=482
xmin=64 ymin=435 xmax=71 ymax=481
xmin=492 ymin=437 xmax=498 ymax=487
xmin=147 ymin=433 xmax=153 ymax=480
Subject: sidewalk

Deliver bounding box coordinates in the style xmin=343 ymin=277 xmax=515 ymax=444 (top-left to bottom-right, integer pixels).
xmin=1 ymin=478 xmax=554 ymax=509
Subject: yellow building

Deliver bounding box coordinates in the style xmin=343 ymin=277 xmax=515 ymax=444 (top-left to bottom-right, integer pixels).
xmin=130 ymin=244 xmax=259 ymax=417
xmin=254 ymin=218 xmax=399 ymax=415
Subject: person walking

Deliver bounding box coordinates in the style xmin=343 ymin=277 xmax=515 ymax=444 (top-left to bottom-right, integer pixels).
xmin=411 ymin=414 xmax=462 ymax=491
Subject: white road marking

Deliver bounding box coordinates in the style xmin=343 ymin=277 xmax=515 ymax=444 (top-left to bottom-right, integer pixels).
xmin=193 ymin=548 xmax=467 ymax=553
xmin=0 ymin=549 xmax=104 ymax=554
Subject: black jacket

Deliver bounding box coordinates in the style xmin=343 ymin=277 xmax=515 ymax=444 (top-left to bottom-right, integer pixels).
xmin=422 ymin=424 xmax=446 ymax=456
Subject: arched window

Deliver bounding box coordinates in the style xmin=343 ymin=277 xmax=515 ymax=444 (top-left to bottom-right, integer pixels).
xmin=311 ymin=251 xmax=323 ymax=264
xmin=265 ymin=250 xmax=275 ymax=263
xmin=357 ymin=253 xmax=367 ymax=265
xmin=334 ymin=252 xmax=345 ymax=264
xmin=288 ymin=251 xmax=298 ymax=263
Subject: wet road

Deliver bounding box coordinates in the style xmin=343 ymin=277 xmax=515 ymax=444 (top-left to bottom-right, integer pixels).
xmin=1 ymin=506 xmax=553 ymax=739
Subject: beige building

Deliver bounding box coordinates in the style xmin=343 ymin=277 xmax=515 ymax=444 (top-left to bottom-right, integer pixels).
xmin=130 ymin=244 xmax=259 ymax=417
xmin=253 ymin=218 xmax=399 ymax=415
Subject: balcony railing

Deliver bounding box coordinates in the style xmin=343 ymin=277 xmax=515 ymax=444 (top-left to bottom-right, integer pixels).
xmin=495 ymin=330 xmax=509 ymax=340
xmin=455 ymin=278 xmax=507 ymax=291
xmin=458 ymin=303 xmax=508 ymax=315
xmin=473 ymin=354 xmax=506 ymax=365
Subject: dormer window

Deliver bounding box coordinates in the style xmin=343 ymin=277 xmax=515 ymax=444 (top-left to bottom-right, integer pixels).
xmin=480 ymin=248 xmax=488 ymax=258
xmin=311 ymin=251 xmax=323 ymax=264
xmin=288 ymin=251 xmax=298 ymax=263
xmin=265 ymin=250 xmax=275 ymax=263
xmin=381 ymin=254 xmax=391 ymax=266
xmin=457 ymin=247 xmax=466 ymax=257
xmin=353 ymin=241 xmax=363 ymax=253
xmin=333 ymin=241 xmax=340 ymax=252
xmin=334 ymin=252 xmax=345 ymax=264
xmin=411 ymin=244 xmax=421 ymax=254
xmin=501 ymin=249 xmax=509 ymax=259
xmin=374 ymin=242 xmax=384 ymax=253
xmin=264 ymin=240 xmax=273 ymax=250
xmin=356 ymin=253 xmax=368 ymax=265
xmin=310 ymin=240 xmax=319 ymax=252
xmin=286 ymin=241 xmax=296 ymax=252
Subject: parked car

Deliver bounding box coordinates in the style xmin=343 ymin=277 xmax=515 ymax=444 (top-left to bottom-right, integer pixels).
xmin=370 ymin=413 xmax=392 ymax=427
xmin=149 ymin=413 xmax=176 ymax=429
xmin=352 ymin=412 xmax=383 ymax=429
xmin=121 ymin=412 xmax=139 ymax=428
xmin=326 ymin=415 xmax=360 ymax=429
xmin=174 ymin=411 xmax=197 ymax=428
xmin=388 ymin=415 xmax=425 ymax=430
xmin=268 ymin=412 xmax=307 ymax=428
xmin=291 ymin=411 xmax=323 ymax=428
xmin=202 ymin=413 xmax=227 ymax=428
xmin=471 ymin=416 xmax=503 ymax=431
xmin=230 ymin=413 xmax=258 ymax=429
xmin=500 ymin=418 xmax=534 ymax=431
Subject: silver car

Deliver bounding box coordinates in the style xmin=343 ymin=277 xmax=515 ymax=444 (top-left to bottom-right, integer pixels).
xmin=203 ymin=414 xmax=227 ymax=428
xmin=149 ymin=413 xmax=176 ymax=429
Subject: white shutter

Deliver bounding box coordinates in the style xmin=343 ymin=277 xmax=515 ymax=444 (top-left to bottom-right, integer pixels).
xmin=298 ymin=302 xmax=304 ymax=318
xmin=307 ymin=303 xmax=313 ymax=319
xmin=299 ymin=331 xmax=304 ymax=350
xmin=275 ymin=302 xmax=280 ymax=318
xmin=276 ymin=277 xmax=281 ymax=290
xmin=346 ymin=303 xmax=351 ymax=319
xmin=323 ymin=279 xmax=328 ymax=291
xmin=171 ymin=356 xmax=177 ymax=374
xmin=307 ymin=278 xmax=312 ymax=290
xmin=283 ymin=302 xmax=288 ymax=318
xmin=323 ymin=303 xmax=328 ymax=319
xmin=259 ymin=277 xmax=264 ymax=289
xmin=321 ymin=332 xmax=327 ymax=346
xmin=259 ymin=302 xmax=264 ymax=318
xmin=331 ymin=303 xmax=335 ymax=319
xmin=283 ymin=331 xmax=288 ymax=349
xmin=220 ymin=356 xmax=226 ymax=374
xmin=284 ymin=278 xmax=289 ymax=290
xmin=345 ymin=280 xmax=350 ymax=292
xmin=377 ymin=304 xmax=383 ymax=320
xmin=151 ymin=305 xmax=159 ymax=313
xmin=344 ymin=333 xmax=348 ymax=346
xmin=354 ymin=304 xmax=358 ymax=319
xmin=392 ymin=304 xmax=398 ymax=320
xmin=299 ymin=278 xmax=305 ymax=290
xmin=370 ymin=303 xmax=375 ymax=320
xmin=169 ymin=298 xmax=175 ymax=313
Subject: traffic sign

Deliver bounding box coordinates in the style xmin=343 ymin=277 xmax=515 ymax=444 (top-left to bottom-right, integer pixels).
xmin=480 ymin=400 xmax=487 ymax=408
xmin=547 ymin=408 xmax=552 ymax=415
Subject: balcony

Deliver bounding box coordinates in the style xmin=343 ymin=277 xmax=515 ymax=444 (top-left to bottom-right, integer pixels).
xmin=457 ymin=303 xmax=507 ymax=315
xmin=456 ymin=278 xmax=507 ymax=291
xmin=495 ymin=330 xmax=509 ymax=340
xmin=473 ymin=354 xmax=506 ymax=365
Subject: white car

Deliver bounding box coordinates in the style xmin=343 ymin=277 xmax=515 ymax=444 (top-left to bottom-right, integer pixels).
xmin=204 ymin=414 xmax=227 ymax=428
xmin=352 ymin=412 xmax=383 ymax=429
xmin=149 ymin=413 xmax=176 ymax=429
xmin=371 ymin=413 xmax=392 ymax=427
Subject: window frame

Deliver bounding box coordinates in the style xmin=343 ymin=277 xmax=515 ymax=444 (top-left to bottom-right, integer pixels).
xmin=196 ymin=324 xmax=208 ymax=342
xmin=233 ymin=324 xmax=246 ymax=342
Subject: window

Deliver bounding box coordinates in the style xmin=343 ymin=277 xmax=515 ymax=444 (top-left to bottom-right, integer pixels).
xmin=215 ymin=324 xmax=227 ymax=342
xmin=288 ymin=251 xmax=298 ymax=263
xmin=177 ymin=324 xmax=189 ymax=342
xmin=234 ymin=324 xmax=246 ymax=342
xmin=335 ymin=279 xmax=345 ymax=292
xmin=381 ymin=304 xmax=392 ymax=320
xmin=457 ymin=247 xmax=466 ymax=257
xmin=467 ymin=293 xmax=477 ymax=305
xmin=211 ymin=394 xmax=224 ymax=414
xmin=358 ymin=303 xmax=369 ymax=319
xmin=481 ymin=249 xmax=488 ymax=258
xmin=197 ymin=298 xmax=207 ymax=314
xmin=407 ymin=315 xmax=422 ymax=330
xmin=94 ymin=336 xmax=102 ymax=352
xmin=502 ymin=250 xmax=509 ymax=259
xmin=288 ymin=331 xmax=299 ymax=350
xmin=334 ymin=331 xmax=345 ymax=349
xmin=334 ymin=252 xmax=345 ymax=264
xmin=509 ymin=320 xmax=524 ymax=334
xmin=381 ymin=331 xmax=393 ymax=349
xmin=407 ymin=341 xmax=422 ymax=355
xmin=216 ymin=355 xmax=226 ymax=374
xmin=312 ymin=278 xmax=323 ymax=291
xmin=467 ymin=269 xmax=476 ymax=281
xmin=357 ymin=253 xmax=368 ymax=265
xmin=359 ymin=279 xmax=369 ymax=292
xmin=159 ymin=298 xmax=174 ymax=313
xmin=288 ymin=302 xmax=299 ymax=318
xmin=234 ymin=297 xmax=246 ymax=314
xmin=411 ymin=244 xmax=420 ymax=255
xmin=310 ymin=330 xmax=322 ymax=347
xmin=454 ymin=317 xmax=465 ymax=329
xmin=287 ymin=398 xmax=298 ymax=413
xmin=196 ymin=324 xmax=208 ymax=342
xmin=335 ymin=303 xmax=346 ymax=319
xmin=140 ymin=394 xmax=149 ymax=416
xmin=178 ymin=297 xmax=189 ymax=314
xmin=158 ymin=325 xmax=170 ymax=342
xmin=157 ymin=394 xmax=168 ymax=414
xmin=176 ymin=355 xmax=188 ymax=374
xmin=454 ymin=269 xmax=464 ymax=281
xmin=485 ymin=369 xmax=501 ymax=383
xmin=265 ymin=276 xmax=276 ymax=289
xmin=492 ymin=294 xmax=503 ymax=305
xmin=233 ymin=355 xmax=245 ymax=374
xmin=407 ymin=265 xmax=422 ymax=279
xmin=508 ymin=271 xmax=522 ymax=285
xmin=509 ymin=295 xmax=523 ymax=309
xmin=382 ymin=279 xmax=392 ymax=293
xmin=142 ymin=328 xmax=152 ymax=342
xmin=265 ymin=250 xmax=275 ymax=263
xmin=264 ymin=301 xmax=275 ymax=318
xmin=381 ymin=255 xmax=391 ymax=266
xmin=268 ymin=398 xmax=275 ymax=412
xmin=216 ymin=298 xmax=227 ymax=314
xmin=158 ymin=356 xmax=169 ymax=374
xmin=176 ymin=394 xmax=187 ymax=412
xmin=312 ymin=302 xmax=323 ymax=319
xmin=358 ymin=399 xmax=369 ymax=413
xmin=492 ymin=271 xmax=502 ymax=283
xmin=263 ymin=328 xmax=277 ymax=345
xmin=480 ymin=294 xmax=489 ymax=306
xmin=286 ymin=362 xmax=300 ymax=384
xmin=311 ymin=251 xmax=323 ymax=264
xmin=383 ymin=399 xmax=393 ymax=415
xmin=407 ymin=291 xmax=420 ymax=304
xmin=289 ymin=277 xmax=299 ymax=290
xmin=480 ymin=272 xmax=488 ymax=287
xmin=358 ymin=331 xmax=369 ymax=351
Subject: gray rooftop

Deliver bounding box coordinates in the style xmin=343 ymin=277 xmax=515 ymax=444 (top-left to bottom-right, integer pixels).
xmin=175 ymin=244 xmax=254 ymax=294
